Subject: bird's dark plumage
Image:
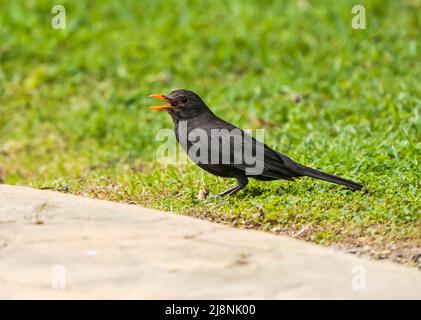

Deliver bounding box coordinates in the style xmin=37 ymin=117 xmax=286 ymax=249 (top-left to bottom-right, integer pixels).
xmin=149 ymin=89 xmax=363 ymax=196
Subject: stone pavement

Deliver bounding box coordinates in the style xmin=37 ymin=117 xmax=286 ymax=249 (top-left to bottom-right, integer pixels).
xmin=0 ymin=184 xmax=420 ymax=299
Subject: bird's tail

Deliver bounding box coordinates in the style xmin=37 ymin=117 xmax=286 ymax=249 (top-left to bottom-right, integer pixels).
xmin=297 ymin=164 xmax=363 ymax=191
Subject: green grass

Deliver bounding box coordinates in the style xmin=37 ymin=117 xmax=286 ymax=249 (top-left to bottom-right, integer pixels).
xmin=1 ymin=0 xmax=420 ymax=264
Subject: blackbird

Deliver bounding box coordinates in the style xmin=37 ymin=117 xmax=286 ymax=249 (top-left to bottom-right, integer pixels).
xmin=149 ymin=89 xmax=362 ymax=197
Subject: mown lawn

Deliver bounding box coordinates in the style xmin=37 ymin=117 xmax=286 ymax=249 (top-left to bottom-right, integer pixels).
xmin=1 ymin=0 xmax=420 ymax=266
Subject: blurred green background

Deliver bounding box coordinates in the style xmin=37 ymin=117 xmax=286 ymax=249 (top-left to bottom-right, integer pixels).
xmin=0 ymin=0 xmax=420 ymax=264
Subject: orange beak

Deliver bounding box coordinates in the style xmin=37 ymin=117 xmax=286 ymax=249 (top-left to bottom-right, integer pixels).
xmin=148 ymin=94 xmax=175 ymax=110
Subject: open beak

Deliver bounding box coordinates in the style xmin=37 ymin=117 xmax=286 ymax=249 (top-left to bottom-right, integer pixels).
xmin=148 ymin=94 xmax=175 ymax=110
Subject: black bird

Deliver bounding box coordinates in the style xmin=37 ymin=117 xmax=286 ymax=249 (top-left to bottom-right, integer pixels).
xmin=149 ymin=89 xmax=362 ymax=197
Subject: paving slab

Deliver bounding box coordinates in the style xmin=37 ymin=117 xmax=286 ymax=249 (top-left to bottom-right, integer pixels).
xmin=0 ymin=184 xmax=420 ymax=299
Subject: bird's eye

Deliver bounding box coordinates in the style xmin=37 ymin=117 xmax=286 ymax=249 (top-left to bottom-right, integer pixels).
xmin=180 ymin=96 xmax=188 ymax=104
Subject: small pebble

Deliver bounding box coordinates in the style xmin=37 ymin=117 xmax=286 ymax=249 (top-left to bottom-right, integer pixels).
xmin=197 ymin=188 xmax=209 ymax=200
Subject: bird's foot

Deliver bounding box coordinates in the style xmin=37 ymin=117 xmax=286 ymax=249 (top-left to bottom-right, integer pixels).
xmin=218 ymin=177 xmax=249 ymax=197
xmin=218 ymin=185 xmax=244 ymax=197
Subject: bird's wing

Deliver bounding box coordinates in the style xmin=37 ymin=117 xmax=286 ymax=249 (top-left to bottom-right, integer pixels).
xmin=203 ymin=119 xmax=301 ymax=179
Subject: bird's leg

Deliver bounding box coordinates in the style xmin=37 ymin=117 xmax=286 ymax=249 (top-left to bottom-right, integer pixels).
xmin=218 ymin=177 xmax=248 ymax=197
xmin=218 ymin=185 xmax=240 ymax=197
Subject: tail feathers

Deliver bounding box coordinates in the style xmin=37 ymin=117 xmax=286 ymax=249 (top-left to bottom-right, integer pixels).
xmin=298 ymin=165 xmax=363 ymax=191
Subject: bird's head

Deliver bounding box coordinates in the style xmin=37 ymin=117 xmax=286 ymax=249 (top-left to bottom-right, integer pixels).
xmin=148 ymin=89 xmax=211 ymax=121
